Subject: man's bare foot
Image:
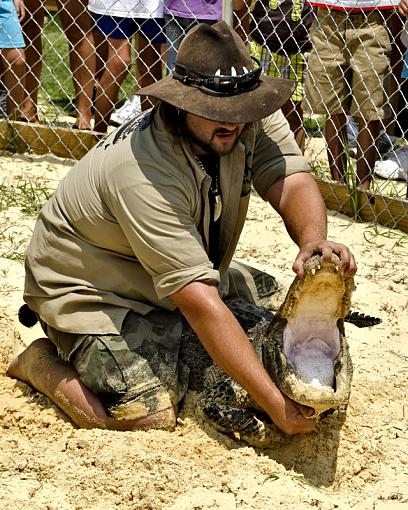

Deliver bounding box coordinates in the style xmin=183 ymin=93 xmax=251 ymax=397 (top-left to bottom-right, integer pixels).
xmin=7 ymin=337 xmax=177 ymax=431
xmin=7 ymin=337 xmax=53 ymax=383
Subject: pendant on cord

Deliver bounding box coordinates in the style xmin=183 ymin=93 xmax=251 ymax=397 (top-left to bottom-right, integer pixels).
xmin=193 ymin=154 xmax=222 ymax=222
xmin=213 ymin=194 xmax=222 ymax=222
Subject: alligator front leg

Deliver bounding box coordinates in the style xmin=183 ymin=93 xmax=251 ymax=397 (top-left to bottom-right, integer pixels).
xmin=198 ymin=377 xmax=284 ymax=448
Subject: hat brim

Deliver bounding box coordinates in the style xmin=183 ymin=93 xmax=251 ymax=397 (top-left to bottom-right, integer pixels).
xmin=136 ymin=75 xmax=295 ymax=124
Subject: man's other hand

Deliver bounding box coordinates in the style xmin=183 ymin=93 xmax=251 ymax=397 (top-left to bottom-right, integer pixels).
xmin=292 ymin=240 xmax=357 ymax=278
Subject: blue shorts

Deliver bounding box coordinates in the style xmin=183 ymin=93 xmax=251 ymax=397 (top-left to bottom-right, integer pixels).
xmin=402 ymin=48 xmax=408 ymax=80
xmin=0 ymin=0 xmax=25 ymax=49
xmin=91 ymin=13 xmax=166 ymax=44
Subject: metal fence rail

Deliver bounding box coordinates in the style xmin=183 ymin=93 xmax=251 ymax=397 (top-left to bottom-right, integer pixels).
xmin=0 ymin=0 xmax=407 ymax=232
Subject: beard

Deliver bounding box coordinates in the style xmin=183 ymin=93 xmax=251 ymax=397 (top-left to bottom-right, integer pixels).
xmin=180 ymin=114 xmax=242 ymax=157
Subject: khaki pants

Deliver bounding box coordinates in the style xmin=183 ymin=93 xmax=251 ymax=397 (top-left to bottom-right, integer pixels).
xmin=304 ymin=8 xmax=392 ymax=120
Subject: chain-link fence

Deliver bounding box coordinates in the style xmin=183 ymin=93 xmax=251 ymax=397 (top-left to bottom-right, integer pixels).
xmin=0 ymin=0 xmax=407 ymax=231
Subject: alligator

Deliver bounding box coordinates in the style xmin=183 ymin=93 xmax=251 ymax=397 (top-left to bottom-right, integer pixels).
xmin=179 ymin=254 xmax=365 ymax=447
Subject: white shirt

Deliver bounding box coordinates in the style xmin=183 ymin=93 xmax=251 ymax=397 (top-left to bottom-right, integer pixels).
xmin=307 ymin=0 xmax=398 ymax=10
xmin=88 ymin=0 xmax=164 ymax=18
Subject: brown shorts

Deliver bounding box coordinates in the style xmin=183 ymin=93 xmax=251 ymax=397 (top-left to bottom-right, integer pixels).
xmin=41 ymin=263 xmax=279 ymax=421
xmin=304 ymin=8 xmax=392 ymax=120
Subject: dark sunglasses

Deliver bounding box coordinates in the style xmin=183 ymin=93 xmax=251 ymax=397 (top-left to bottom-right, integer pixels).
xmin=172 ymin=57 xmax=262 ymax=96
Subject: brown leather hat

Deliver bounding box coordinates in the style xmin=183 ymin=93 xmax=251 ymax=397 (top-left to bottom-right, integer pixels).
xmin=137 ymin=20 xmax=295 ymax=124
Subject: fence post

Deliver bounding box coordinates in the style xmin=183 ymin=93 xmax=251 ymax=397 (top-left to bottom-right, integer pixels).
xmin=222 ymin=0 xmax=234 ymax=26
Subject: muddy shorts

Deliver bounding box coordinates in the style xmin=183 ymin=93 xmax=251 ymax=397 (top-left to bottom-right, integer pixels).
xmin=41 ymin=263 xmax=279 ymax=421
xmin=304 ymin=8 xmax=392 ymax=120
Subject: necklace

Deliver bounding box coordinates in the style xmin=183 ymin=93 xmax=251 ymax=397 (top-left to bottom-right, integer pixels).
xmin=194 ymin=155 xmax=223 ymax=221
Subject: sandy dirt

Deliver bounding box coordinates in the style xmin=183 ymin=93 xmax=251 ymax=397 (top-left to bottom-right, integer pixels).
xmin=0 ymin=151 xmax=407 ymax=510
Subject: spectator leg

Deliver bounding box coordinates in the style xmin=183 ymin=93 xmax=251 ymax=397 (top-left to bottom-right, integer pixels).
xmin=21 ymin=0 xmax=44 ymax=123
xmin=281 ymin=99 xmax=305 ymax=153
xmin=93 ymin=37 xmax=131 ymax=133
xmin=356 ymin=118 xmax=380 ymax=191
xmin=384 ymin=11 xmax=405 ymax=136
xmin=136 ymin=34 xmax=163 ymax=111
xmin=93 ymin=29 xmax=108 ymax=87
xmin=325 ymin=113 xmax=348 ymax=182
xmin=57 ymin=0 xmax=96 ymax=130
xmin=1 ymin=48 xmax=26 ymax=120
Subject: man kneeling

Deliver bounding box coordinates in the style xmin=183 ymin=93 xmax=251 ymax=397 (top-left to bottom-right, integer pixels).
xmin=8 ymin=21 xmax=356 ymax=434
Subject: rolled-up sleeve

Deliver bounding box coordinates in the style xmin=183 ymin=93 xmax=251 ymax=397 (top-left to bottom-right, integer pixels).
xmin=251 ymin=110 xmax=310 ymax=200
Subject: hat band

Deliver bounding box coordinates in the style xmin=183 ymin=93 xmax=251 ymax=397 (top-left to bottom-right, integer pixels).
xmin=172 ymin=57 xmax=262 ymax=97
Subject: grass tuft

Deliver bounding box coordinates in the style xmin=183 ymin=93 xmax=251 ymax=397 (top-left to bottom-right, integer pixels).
xmin=0 ymin=179 xmax=52 ymax=215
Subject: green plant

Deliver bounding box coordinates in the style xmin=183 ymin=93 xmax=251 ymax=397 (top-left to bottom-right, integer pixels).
xmin=19 ymin=180 xmax=52 ymax=214
xmin=262 ymin=473 xmax=279 ymax=483
xmin=339 ymin=135 xmax=359 ymax=219
xmin=0 ymin=179 xmax=52 ymax=214
xmin=304 ymin=114 xmax=325 ymax=137
xmin=0 ymin=178 xmax=51 ymax=261
xmin=0 ymin=234 xmax=28 ymax=262
xmin=363 ymin=223 xmax=408 ymax=251
xmin=309 ymin=157 xmax=330 ymax=180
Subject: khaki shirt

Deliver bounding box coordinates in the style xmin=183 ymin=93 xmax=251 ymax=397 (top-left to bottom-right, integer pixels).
xmin=24 ymin=107 xmax=309 ymax=334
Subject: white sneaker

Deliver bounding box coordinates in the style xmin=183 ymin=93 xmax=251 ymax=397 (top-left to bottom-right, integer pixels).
xmin=374 ymin=145 xmax=408 ymax=181
xmin=110 ymin=95 xmax=142 ymax=126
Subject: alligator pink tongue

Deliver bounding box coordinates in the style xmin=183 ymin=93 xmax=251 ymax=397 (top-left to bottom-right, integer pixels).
xmin=291 ymin=341 xmax=335 ymax=388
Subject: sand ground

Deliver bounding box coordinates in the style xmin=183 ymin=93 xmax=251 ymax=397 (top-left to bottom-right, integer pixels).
xmin=0 ymin=151 xmax=407 ymax=510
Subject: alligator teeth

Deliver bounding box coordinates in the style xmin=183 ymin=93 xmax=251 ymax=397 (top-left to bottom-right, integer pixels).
xmin=311 ymin=268 xmax=316 ymax=276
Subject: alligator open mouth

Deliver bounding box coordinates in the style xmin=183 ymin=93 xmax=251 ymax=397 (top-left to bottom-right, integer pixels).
xmin=265 ymin=254 xmax=355 ymax=417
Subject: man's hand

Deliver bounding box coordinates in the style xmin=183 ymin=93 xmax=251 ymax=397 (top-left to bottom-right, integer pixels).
xmin=267 ymin=388 xmax=316 ymax=435
xmin=292 ymin=239 xmax=357 ymax=278
xmin=267 ymin=174 xmax=356 ymax=277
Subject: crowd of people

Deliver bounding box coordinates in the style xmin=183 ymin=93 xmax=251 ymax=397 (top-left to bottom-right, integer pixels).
xmin=0 ymin=0 xmax=408 ymax=187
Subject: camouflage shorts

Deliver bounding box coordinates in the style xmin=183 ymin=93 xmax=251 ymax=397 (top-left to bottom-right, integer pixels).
xmin=42 ymin=264 xmax=278 ymax=421
xmin=43 ymin=309 xmax=190 ymax=421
